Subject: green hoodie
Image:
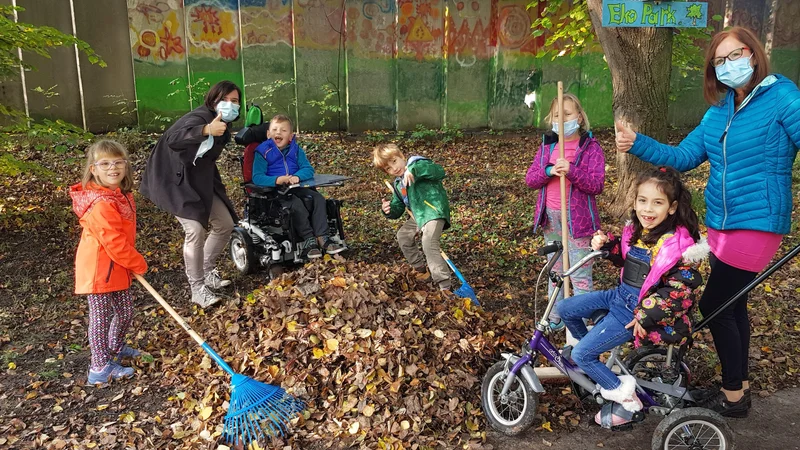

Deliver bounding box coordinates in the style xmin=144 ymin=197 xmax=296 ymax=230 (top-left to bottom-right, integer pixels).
xmin=385 ymin=156 xmax=451 ymax=229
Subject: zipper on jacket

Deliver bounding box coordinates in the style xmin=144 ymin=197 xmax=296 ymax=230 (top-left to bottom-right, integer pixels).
xmin=105 ymin=261 xmax=115 ymax=283
xmin=719 ymin=86 xmax=760 ymax=228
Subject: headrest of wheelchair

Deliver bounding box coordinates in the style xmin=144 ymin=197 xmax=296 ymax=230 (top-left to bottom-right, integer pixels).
xmin=242 ymin=142 xmax=260 ymax=184
xmin=234 ymin=122 xmax=269 ymax=146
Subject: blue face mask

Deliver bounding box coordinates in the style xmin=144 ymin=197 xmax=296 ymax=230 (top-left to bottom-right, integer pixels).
xmin=216 ymin=101 xmax=240 ymax=122
xmin=715 ymin=55 xmax=754 ymax=89
xmin=552 ymin=118 xmax=580 ymax=137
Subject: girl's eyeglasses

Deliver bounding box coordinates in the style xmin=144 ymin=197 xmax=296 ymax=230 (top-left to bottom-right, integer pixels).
xmin=94 ymin=160 xmax=128 ymax=170
xmin=711 ymin=47 xmax=750 ymax=68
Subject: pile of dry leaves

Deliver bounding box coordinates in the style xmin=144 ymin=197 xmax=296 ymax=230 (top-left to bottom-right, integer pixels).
xmin=161 ymin=258 xmax=534 ymax=449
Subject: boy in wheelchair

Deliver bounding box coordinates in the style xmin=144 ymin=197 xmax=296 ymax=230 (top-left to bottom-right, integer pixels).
xmin=249 ymin=114 xmax=345 ymax=259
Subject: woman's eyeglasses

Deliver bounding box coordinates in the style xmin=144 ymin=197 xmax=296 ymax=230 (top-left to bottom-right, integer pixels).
xmin=711 ymin=47 xmax=750 ymax=68
xmin=94 ymin=160 xmax=128 ymax=170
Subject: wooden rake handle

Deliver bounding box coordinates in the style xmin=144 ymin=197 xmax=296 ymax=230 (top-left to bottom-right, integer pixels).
xmin=134 ymin=274 xmax=206 ymax=347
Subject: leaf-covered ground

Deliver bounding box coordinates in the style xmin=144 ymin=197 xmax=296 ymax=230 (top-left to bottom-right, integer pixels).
xmin=0 ymin=129 xmax=799 ymax=449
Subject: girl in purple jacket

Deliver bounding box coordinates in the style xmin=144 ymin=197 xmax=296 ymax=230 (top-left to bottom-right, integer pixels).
xmin=526 ymin=94 xmax=605 ymax=330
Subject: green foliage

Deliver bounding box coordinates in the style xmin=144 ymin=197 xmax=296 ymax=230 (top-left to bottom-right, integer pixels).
xmin=408 ymin=124 xmax=464 ymax=143
xmin=526 ymin=1 xmax=719 ymax=75
xmin=246 ymin=78 xmax=296 ymax=117
xmin=4 ymin=118 xmax=93 ymax=153
xmin=306 ymin=83 xmax=342 ymax=128
xmin=0 ymin=5 xmax=105 ymax=126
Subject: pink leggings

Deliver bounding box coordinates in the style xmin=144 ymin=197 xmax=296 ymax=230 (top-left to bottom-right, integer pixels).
xmin=87 ymin=289 xmax=134 ymax=370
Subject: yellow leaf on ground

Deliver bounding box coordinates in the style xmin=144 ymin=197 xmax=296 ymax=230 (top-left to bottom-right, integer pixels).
xmin=541 ymin=421 xmax=553 ymax=432
xmin=7 ymin=362 xmax=15 ymax=370
xmin=287 ymin=321 xmax=298 ymax=332
xmin=313 ymin=348 xmax=325 ymax=359
xmin=119 ymin=411 xmax=135 ymax=423
xmin=199 ymin=406 xmax=213 ymax=420
xmin=326 ymin=339 xmax=339 ymax=352
xmin=331 ymin=277 xmax=347 ymax=287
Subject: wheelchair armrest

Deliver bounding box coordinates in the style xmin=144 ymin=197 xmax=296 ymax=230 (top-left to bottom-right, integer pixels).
xmin=243 ymin=183 xmax=282 ymax=198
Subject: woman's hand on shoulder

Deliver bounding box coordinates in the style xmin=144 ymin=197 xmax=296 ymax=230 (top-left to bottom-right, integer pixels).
xmin=204 ymin=113 xmax=227 ymax=137
xmin=591 ymin=230 xmax=608 ymax=251
xmin=615 ymin=120 xmax=636 ymax=153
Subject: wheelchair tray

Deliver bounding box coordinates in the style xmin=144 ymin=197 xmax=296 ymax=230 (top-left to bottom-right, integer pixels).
xmin=244 ymin=174 xmax=351 ymax=195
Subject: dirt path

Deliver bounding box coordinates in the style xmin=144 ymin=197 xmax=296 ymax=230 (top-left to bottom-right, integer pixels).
xmin=487 ymin=387 xmax=800 ymax=449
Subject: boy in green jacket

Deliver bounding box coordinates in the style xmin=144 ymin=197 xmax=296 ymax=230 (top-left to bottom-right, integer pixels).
xmin=373 ymin=144 xmax=452 ymax=293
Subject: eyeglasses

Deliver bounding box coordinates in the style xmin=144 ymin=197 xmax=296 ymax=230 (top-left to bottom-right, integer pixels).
xmin=93 ymin=160 xmax=128 ymax=170
xmin=711 ymin=47 xmax=750 ymax=68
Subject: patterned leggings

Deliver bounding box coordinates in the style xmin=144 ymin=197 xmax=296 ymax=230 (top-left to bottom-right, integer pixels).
xmin=543 ymin=208 xmax=594 ymax=321
xmin=87 ymin=289 xmax=134 ymax=370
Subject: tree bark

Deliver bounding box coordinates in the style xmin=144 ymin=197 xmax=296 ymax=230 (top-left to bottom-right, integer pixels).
xmin=587 ymin=0 xmax=674 ymax=219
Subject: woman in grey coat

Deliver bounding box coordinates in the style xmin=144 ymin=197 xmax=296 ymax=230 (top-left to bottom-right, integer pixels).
xmin=140 ymin=81 xmax=241 ymax=308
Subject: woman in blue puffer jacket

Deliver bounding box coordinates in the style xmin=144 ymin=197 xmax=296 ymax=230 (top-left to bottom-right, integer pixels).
xmin=615 ymin=26 xmax=800 ymax=418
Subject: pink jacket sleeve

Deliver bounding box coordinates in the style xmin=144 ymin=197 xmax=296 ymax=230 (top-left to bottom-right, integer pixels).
xmin=525 ymin=144 xmax=551 ymax=189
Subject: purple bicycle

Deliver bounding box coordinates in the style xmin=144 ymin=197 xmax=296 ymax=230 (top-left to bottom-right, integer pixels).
xmin=479 ymin=239 xmax=762 ymax=450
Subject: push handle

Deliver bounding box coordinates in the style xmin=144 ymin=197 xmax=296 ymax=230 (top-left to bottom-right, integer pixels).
xmin=134 ymin=274 xmax=205 ymax=347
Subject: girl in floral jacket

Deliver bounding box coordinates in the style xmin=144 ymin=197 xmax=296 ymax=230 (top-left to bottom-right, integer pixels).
xmin=557 ymin=167 xmax=706 ymax=427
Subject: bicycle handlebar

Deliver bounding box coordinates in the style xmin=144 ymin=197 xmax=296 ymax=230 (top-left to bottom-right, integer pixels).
xmin=562 ymin=250 xmax=608 ymax=277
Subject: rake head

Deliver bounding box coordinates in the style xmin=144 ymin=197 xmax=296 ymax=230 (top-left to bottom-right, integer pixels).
xmin=223 ymin=373 xmax=306 ymax=446
xmin=454 ymin=284 xmax=479 ymax=306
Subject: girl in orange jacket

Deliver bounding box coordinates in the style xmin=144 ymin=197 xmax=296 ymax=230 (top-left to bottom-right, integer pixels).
xmin=70 ymin=140 xmax=148 ymax=385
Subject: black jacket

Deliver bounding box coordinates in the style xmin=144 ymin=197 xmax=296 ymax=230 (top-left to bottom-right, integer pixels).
xmin=140 ymin=106 xmax=239 ymax=227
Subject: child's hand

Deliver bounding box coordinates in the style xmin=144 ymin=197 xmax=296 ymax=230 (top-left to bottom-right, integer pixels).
xmin=403 ymin=169 xmax=415 ymax=186
xmin=551 ymin=158 xmax=570 ymax=176
xmin=288 ymin=175 xmax=299 ymax=184
xmin=591 ymin=230 xmax=608 ymax=251
xmin=276 ymin=175 xmax=290 ymax=185
xmin=625 ymin=318 xmax=647 ymax=339
xmin=381 ymin=198 xmax=391 ymax=214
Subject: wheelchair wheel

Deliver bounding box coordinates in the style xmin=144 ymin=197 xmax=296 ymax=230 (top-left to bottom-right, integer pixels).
xmin=481 ymin=360 xmax=538 ymax=435
xmin=230 ymin=227 xmax=256 ymax=274
xmin=652 ymin=407 xmax=734 ymax=450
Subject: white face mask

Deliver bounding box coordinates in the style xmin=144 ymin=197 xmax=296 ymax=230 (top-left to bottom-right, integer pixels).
xmin=216 ymin=101 xmax=240 ymax=122
xmin=552 ymin=118 xmax=580 ymax=137
xmin=715 ymin=55 xmax=754 ymax=89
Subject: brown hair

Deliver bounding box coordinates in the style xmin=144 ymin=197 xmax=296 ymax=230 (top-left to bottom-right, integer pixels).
xmin=372 ymin=143 xmax=405 ymax=170
xmin=544 ymin=93 xmax=591 ymax=132
xmin=270 ymin=114 xmax=293 ymax=132
xmin=82 ymin=140 xmax=134 ymax=193
xmin=703 ymin=27 xmax=770 ymax=105
xmin=203 ymin=80 xmax=242 ymax=110
xmin=628 ymin=166 xmax=700 ymax=247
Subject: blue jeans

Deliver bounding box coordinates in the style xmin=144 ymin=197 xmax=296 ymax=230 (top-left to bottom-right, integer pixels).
xmin=557 ymin=283 xmax=640 ymax=390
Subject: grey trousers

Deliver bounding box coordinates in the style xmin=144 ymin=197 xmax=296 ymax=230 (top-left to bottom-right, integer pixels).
xmin=396 ymin=218 xmax=451 ymax=290
xmin=176 ymin=195 xmax=235 ymax=290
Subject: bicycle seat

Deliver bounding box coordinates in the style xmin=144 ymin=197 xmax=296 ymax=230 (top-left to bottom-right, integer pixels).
xmin=590 ymin=309 xmax=608 ymax=324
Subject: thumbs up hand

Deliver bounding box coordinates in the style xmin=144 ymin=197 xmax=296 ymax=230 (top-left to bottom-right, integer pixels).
xmin=205 ymin=113 xmax=227 ymax=137
xmin=615 ymin=120 xmax=637 ymax=153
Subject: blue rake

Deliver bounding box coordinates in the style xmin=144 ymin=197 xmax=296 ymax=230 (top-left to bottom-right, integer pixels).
xmin=135 ymin=275 xmax=305 ymax=447
xmin=440 ymin=251 xmax=480 ymax=306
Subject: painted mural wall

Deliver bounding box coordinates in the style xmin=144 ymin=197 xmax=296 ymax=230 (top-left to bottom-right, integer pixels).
xmin=2 ymin=0 xmax=800 ymax=132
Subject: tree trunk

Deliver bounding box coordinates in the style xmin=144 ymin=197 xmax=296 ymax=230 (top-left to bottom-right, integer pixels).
xmin=587 ymin=0 xmax=674 ymax=219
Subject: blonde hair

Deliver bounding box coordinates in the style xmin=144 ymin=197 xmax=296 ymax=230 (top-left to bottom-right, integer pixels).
xmin=81 ymin=140 xmax=133 ymax=193
xmin=270 ymin=114 xmax=293 ymax=132
xmin=544 ymin=93 xmax=591 ymax=132
xmin=372 ymin=143 xmax=405 ymax=170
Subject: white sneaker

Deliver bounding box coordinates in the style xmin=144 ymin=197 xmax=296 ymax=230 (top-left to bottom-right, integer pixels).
xmin=204 ymin=269 xmax=231 ymax=289
xmin=192 ymin=285 xmax=221 ymax=308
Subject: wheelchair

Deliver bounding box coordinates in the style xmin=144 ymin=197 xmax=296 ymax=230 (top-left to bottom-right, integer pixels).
xmin=228 ymin=141 xmax=349 ymax=277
